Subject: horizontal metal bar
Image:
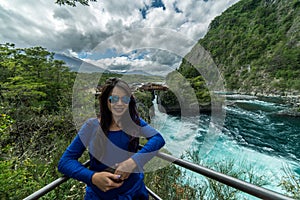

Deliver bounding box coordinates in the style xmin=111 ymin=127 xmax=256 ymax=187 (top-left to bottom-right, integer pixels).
xmin=23 ymin=176 xmax=69 ymax=200
xmin=23 ymin=160 xmax=90 ymax=200
xmin=22 ymin=159 xmax=161 ymax=200
xmin=145 ymin=186 xmax=163 ymax=200
xmin=24 ymin=177 xmax=161 ymax=200
xmin=156 ymin=151 xmax=295 ymax=200
xmin=23 ymin=150 xmax=295 ymax=200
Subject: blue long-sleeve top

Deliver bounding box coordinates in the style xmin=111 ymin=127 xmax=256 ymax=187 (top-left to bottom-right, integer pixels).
xmin=58 ymin=118 xmax=165 ymax=199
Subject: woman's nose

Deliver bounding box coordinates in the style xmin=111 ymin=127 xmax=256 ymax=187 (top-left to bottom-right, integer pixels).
xmin=115 ymin=98 xmax=123 ymax=105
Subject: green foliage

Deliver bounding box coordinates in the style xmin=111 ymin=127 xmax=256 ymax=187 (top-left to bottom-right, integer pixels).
xmin=0 ymin=45 xmax=80 ymax=200
xmin=177 ymin=58 xmax=200 ymax=79
xmin=192 ymin=0 xmax=300 ymax=94
xmin=41 ymin=178 xmax=86 ymax=200
xmin=279 ymin=165 xmax=300 ymax=199
xmin=0 ymin=110 xmax=81 ymax=199
xmin=134 ymin=91 xmax=153 ymax=109
xmin=184 ymin=150 xmax=269 ymax=200
xmin=134 ymin=90 xmax=154 ymax=122
xmin=0 ymin=113 xmax=14 ymax=152
xmin=158 ymin=90 xmax=179 ymax=107
xmin=144 ymin=161 xmax=200 ymax=200
xmin=203 ymin=160 xmax=269 ymax=200
xmin=0 ymin=43 xmax=76 ymax=116
xmin=144 ymin=152 xmax=201 ymax=200
xmin=0 ymin=158 xmax=43 ymax=199
xmin=158 ymin=68 xmax=211 ymax=114
xmin=0 ymin=43 xmax=82 ymax=199
xmin=190 ymin=76 xmax=211 ymax=104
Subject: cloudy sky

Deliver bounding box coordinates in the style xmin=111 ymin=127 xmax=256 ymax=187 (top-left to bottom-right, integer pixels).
xmin=0 ymin=0 xmax=240 ymax=76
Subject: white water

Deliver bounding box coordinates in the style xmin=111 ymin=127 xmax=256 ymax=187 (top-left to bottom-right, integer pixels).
xmin=148 ymin=95 xmax=300 ymax=199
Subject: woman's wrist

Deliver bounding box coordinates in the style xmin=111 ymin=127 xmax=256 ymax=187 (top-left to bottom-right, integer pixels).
xmin=91 ymin=173 xmax=96 ymax=185
xmin=127 ymin=158 xmax=137 ymax=169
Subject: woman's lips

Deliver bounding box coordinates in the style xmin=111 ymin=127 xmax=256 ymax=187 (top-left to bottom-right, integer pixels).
xmin=113 ymin=107 xmax=125 ymax=112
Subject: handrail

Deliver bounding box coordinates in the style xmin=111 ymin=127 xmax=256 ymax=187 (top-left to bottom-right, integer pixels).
xmin=23 ymin=159 xmax=161 ymax=200
xmin=145 ymin=186 xmax=163 ymax=200
xmin=23 ymin=161 xmax=90 ymax=200
xmin=156 ymin=152 xmax=294 ymax=200
xmin=24 ymin=151 xmax=295 ymax=200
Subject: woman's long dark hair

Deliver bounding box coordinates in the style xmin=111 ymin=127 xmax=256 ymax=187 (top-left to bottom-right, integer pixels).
xmin=99 ymin=77 xmax=140 ymax=152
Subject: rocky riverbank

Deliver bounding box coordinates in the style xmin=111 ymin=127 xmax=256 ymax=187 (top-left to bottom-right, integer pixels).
xmin=231 ymin=91 xmax=300 ymax=117
xmin=156 ymin=90 xmax=214 ymax=116
xmin=156 ymin=89 xmax=300 ymax=117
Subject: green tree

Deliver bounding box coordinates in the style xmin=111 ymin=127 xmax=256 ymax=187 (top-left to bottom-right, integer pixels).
xmin=0 ymin=44 xmax=75 ymax=116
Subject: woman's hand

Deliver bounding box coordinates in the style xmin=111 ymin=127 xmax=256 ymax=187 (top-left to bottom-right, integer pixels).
xmin=114 ymin=158 xmax=137 ymax=181
xmin=91 ymin=171 xmax=123 ymax=192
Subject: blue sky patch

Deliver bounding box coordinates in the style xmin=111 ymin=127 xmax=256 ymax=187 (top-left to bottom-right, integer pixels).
xmin=173 ymin=2 xmax=182 ymax=13
xmin=83 ymin=48 xmax=119 ymax=60
xmin=140 ymin=0 xmax=166 ymax=19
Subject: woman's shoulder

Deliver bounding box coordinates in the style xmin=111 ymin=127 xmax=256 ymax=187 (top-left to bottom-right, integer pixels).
xmin=139 ymin=117 xmax=148 ymax=127
xmin=78 ymin=118 xmax=101 ymax=140
xmin=85 ymin=117 xmax=100 ymax=125
xmin=80 ymin=118 xmax=100 ymax=131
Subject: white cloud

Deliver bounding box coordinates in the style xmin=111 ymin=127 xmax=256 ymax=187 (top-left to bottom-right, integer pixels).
xmin=82 ymin=48 xmax=180 ymax=76
xmin=101 ymin=0 xmax=144 ymax=18
xmin=0 ymin=0 xmax=240 ymax=75
xmin=142 ymin=7 xmax=186 ymax=28
xmin=0 ymin=0 xmax=239 ymax=52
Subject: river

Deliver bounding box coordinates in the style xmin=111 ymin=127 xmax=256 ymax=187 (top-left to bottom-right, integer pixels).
xmin=149 ymin=94 xmax=300 ymax=199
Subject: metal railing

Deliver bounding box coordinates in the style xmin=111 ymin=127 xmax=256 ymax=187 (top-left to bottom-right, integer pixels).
xmin=24 ymin=151 xmax=295 ymax=200
xmin=23 ymin=160 xmax=162 ymax=200
xmin=156 ymin=152 xmax=295 ymax=200
xmin=23 ymin=160 xmax=90 ymax=200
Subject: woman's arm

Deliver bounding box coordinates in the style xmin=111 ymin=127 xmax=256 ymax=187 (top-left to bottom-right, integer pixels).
xmin=58 ymin=119 xmax=97 ymax=186
xmin=58 ymin=134 xmax=96 ymax=186
xmin=58 ymin=118 xmax=124 ymax=191
xmin=130 ymin=119 xmax=165 ymax=171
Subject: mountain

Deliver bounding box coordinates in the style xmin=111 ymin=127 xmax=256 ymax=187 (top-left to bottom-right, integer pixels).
xmin=54 ymin=53 xmax=108 ymax=73
xmin=54 ymin=54 xmax=161 ymax=77
xmin=158 ymin=0 xmax=300 ymax=114
xmin=180 ymin=0 xmax=300 ymax=96
xmin=116 ymin=69 xmax=153 ymax=76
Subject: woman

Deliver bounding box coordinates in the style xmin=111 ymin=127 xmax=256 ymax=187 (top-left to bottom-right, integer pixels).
xmin=58 ymin=77 xmax=165 ymax=199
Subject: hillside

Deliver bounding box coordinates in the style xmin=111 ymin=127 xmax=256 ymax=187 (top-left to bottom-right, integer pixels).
xmin=196 ymin=0 xmax=300 ymax=95
xmin=54 ymin=53 xmax=107 ymax=73
xmin=158 ymin=0 xmax=300 ymax=114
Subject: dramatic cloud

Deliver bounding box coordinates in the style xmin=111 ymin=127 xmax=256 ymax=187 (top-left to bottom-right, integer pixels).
xmin=0 ymin=0 xmax=239 ymax=52
xmin=82 ymin=48 xmax=180 ymax=76
xmin=0 ymin=0 xmax=240 ymax=75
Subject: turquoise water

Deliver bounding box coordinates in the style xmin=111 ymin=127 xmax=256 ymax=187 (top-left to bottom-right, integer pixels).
xmin=149 ymin=94 xmax=300 ymax=198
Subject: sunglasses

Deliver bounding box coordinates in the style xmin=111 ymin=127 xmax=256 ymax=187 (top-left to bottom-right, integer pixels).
xmin=108 ymin=95 xmax=131 ymax=104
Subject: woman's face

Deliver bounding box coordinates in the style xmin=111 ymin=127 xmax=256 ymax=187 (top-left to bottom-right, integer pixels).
xmin=108 ymin=86 xmax=130 ymax=118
